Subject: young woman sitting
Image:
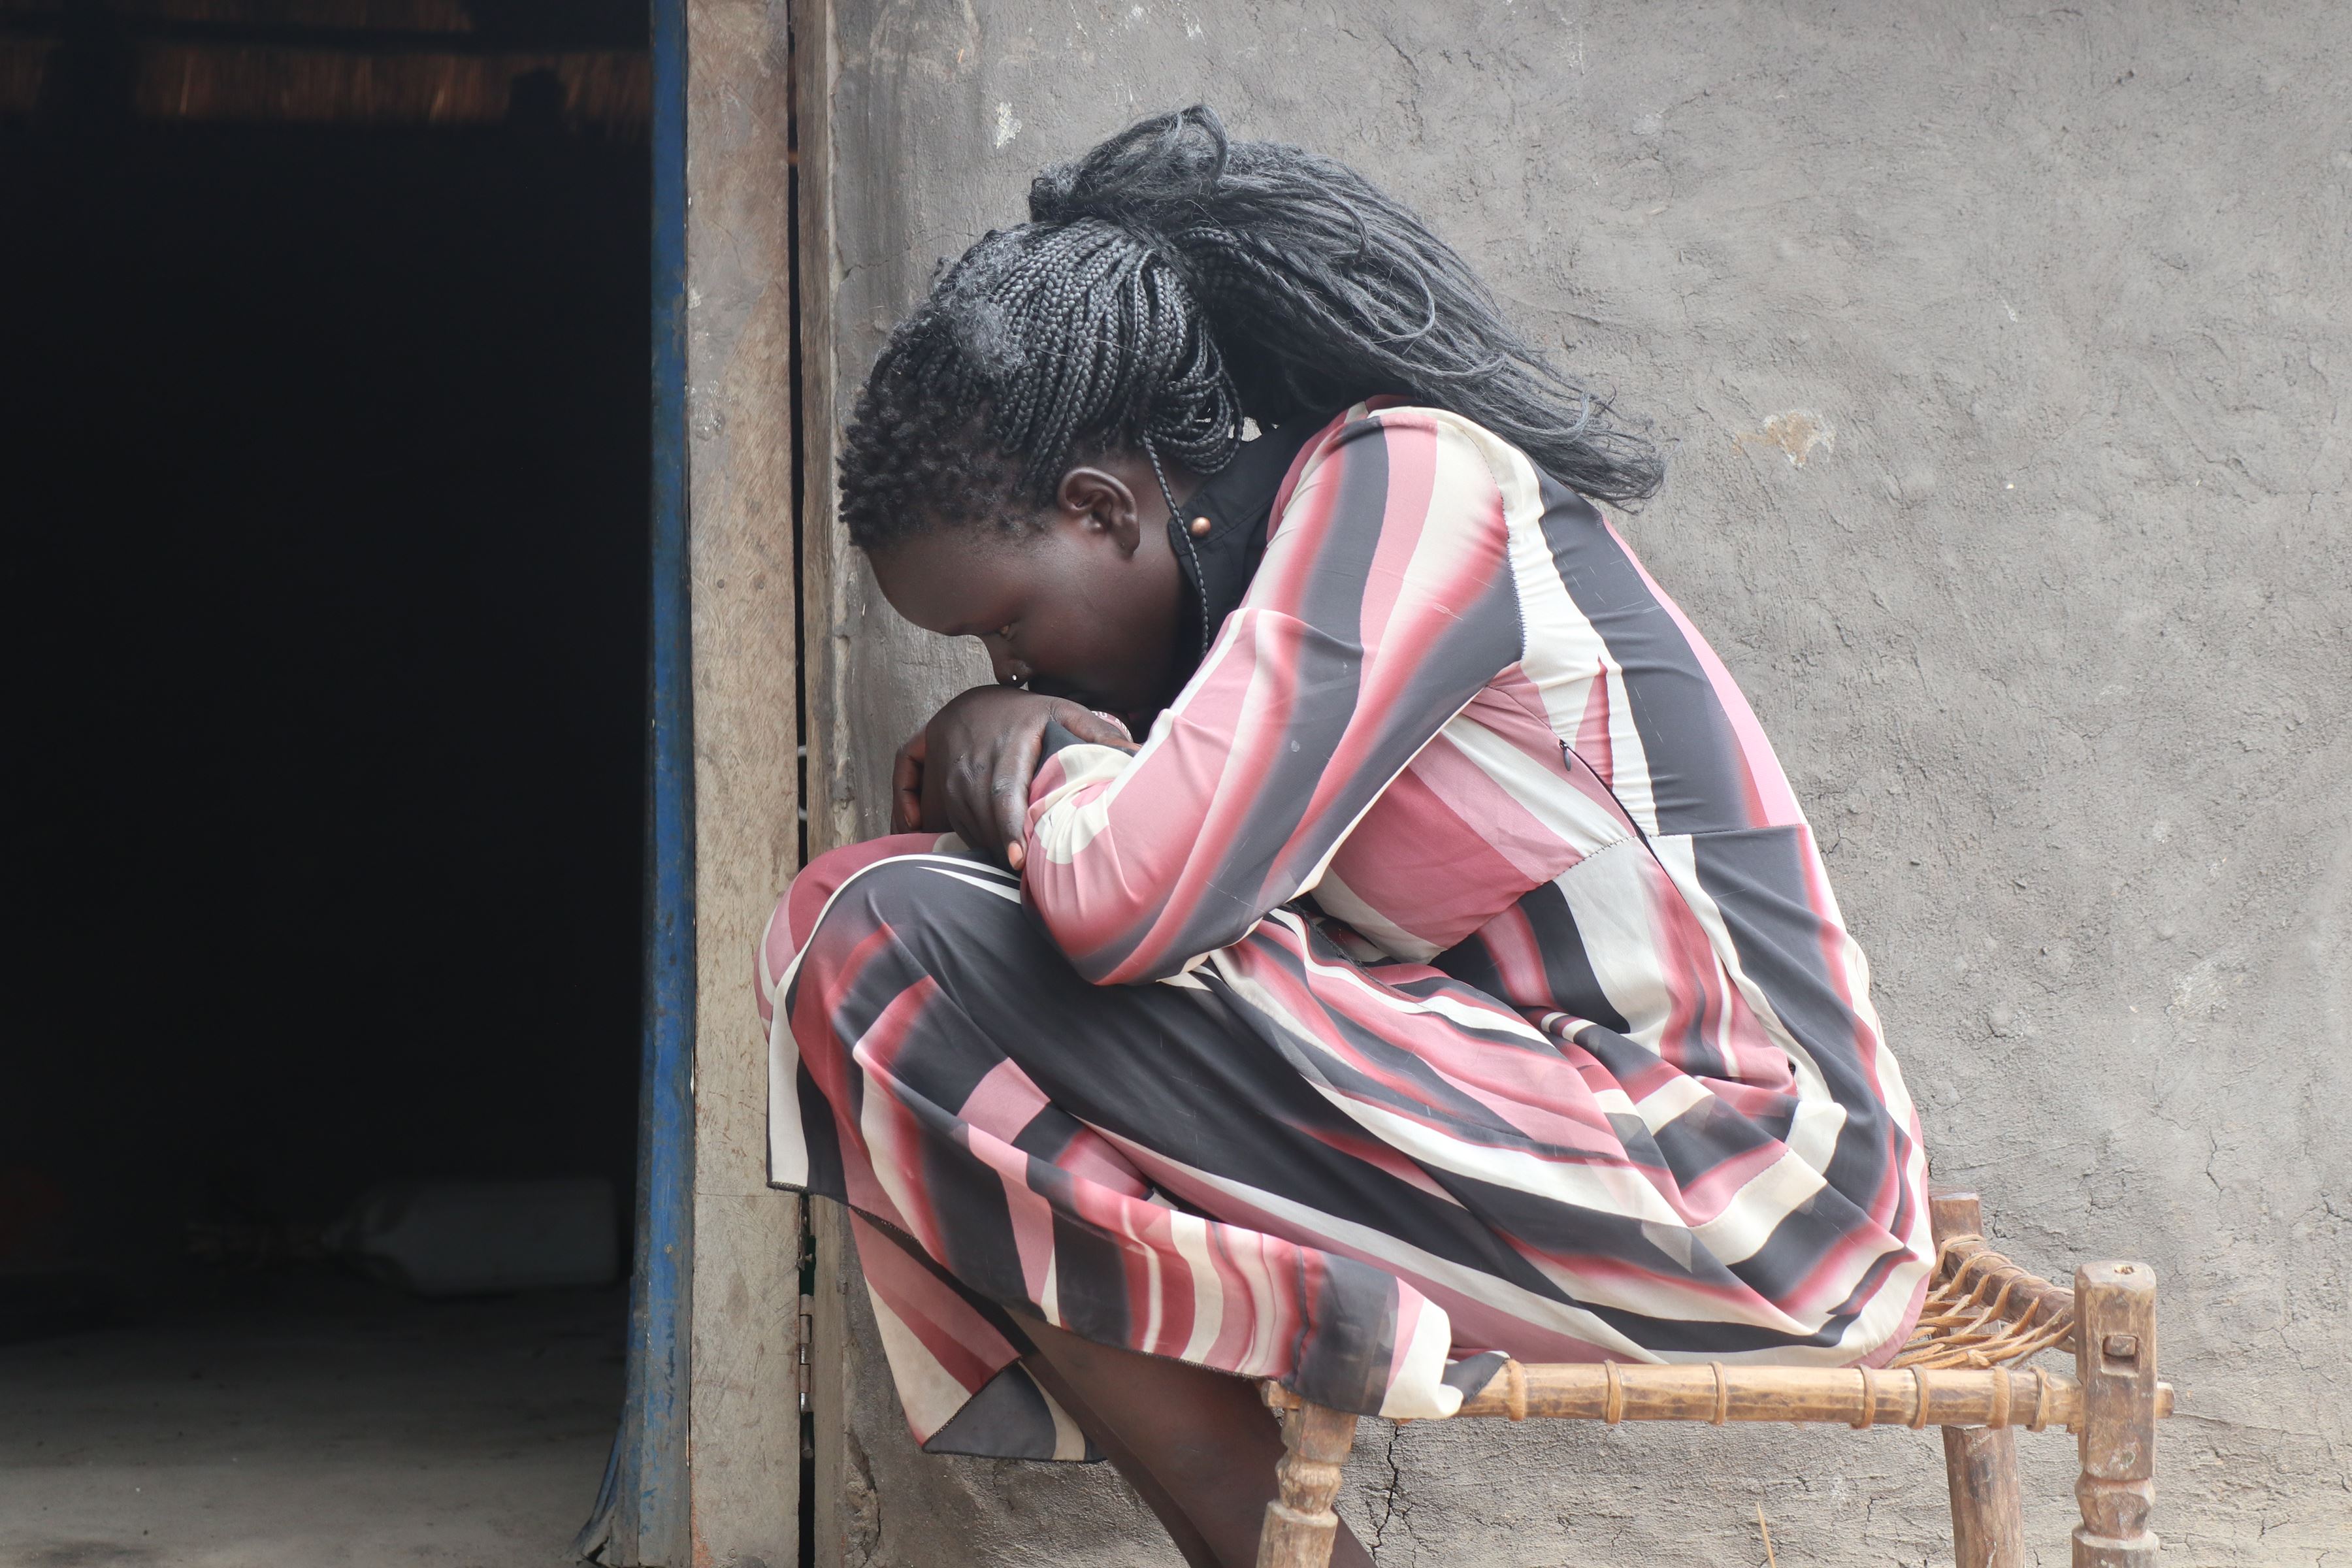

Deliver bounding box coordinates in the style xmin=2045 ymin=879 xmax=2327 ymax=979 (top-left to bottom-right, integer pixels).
xmin=757 ymin=106 xmax=1933 ymax=1568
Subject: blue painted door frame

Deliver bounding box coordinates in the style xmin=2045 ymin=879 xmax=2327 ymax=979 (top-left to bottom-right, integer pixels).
xmin=576 ymin=0 xmax=694 ymax=1557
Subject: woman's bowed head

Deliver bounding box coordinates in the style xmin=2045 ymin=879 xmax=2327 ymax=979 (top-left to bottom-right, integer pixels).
xmin=770 ymin=102 xmax=1933 ymax=1568
xmin=852 ymin=104 xmax=1660 ymax=869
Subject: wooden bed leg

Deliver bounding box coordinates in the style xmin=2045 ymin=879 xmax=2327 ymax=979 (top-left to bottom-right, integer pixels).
xmin=1254 ymin=1398 xmax=1359 ymax=1568
xmin=1931 ymin=1190 xmax=2027 ymax=1568
xmin=2072 ymin=1262 xmax=2160 ymax=1565
xmin=1943 ymin=1426 xmax=2028 ymax=1568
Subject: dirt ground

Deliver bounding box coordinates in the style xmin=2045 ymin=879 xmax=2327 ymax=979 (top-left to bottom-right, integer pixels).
xmin=0 ymin=1279 xmax=623 ymax=1568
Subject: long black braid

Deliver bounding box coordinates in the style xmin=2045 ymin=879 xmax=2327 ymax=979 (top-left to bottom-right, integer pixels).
xmin=838 ymin=105 xmax=1662 ymax=551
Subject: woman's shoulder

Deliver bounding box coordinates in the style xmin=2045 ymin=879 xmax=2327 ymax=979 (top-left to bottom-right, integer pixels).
xmin=1281 ymin=398 xmax=1563 ymax=525
xmin=1308 ymin=395 xmax=1502 ymax=442
xmin=1303 ymin=398 xmax=1556 ymax=486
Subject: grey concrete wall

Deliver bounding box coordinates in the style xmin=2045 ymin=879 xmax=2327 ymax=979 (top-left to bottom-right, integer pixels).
xmin=801 ymin=2 xmax=2352 ymax=1562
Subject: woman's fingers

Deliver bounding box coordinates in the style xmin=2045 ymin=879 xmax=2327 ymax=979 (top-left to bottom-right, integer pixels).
xmin=940 ymin=742 xmax=1031 ymax=870
xmin=921 ymin=687 xmax=1135 ymax=870
xmin=937 ymin=749 xmax=986 ymax=857
xmin=994 ymin=725 xmax=1045 ymax=872
xmin=890 ymin=731 xmax=928 ymax=833
xmin=996 ymin=705 xmax=1132 ymax=868
xmin=1048 ymin=702 xmax=1137 ymax=752
xmin=993 ymin=703 xmax=1122 ymax=869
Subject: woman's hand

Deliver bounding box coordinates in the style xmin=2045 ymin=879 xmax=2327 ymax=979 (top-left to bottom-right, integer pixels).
xmin=889 ymin=728 xmax=945 ymax=834
xmin=898 ymin=687 xmax=1134 ymax=868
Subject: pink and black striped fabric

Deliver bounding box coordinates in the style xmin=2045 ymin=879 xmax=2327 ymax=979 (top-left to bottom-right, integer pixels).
xmin=760 ymin=402 xmax=1933 ymax=1460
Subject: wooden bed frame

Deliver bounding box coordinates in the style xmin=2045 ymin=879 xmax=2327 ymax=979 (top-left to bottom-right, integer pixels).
xmin=1253 ymin=1192 xmax=2173 ymax=1568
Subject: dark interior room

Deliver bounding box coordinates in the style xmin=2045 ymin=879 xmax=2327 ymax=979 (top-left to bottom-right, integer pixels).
xmin=4 ymin=5 xmax=652 ymax=1558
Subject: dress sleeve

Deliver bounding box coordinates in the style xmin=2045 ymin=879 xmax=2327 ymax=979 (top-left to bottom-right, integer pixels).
xmin=1020 ymin=410 xmax=1527 ymax=985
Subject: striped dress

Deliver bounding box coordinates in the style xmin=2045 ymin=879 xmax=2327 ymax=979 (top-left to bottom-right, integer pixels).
xmin=760 ymin=400 xmax=1933 ymax=1460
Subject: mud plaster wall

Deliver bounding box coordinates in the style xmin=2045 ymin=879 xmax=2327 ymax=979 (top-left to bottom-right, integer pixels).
xmin=804 ymin=2 xmax=2352 ymax=1562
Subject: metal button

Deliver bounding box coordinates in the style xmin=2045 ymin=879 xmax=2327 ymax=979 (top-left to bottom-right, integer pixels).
xmin=1188 ymin=515 xmax=1213 ymax=537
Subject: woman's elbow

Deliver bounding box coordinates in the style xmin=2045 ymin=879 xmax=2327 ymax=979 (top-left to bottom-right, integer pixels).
xmin=1024 ymin=884 xmax=1193 ymax=988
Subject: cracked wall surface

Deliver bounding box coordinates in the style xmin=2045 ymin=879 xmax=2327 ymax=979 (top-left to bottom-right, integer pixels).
xmin=806 ymin=1 xmax=2352 ymax=1561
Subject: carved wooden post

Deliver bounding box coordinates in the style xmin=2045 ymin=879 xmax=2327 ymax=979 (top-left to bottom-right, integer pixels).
xmin=2072 ymin=1261 xmax=2159 ymax=1565
xmin=1255 ymin=1399 xmax=1360 ymax=1568
xmin=1930 ymin=1190 xmax=2027 ymax=1568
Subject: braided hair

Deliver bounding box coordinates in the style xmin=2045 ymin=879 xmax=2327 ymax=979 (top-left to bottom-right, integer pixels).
xmin=838 ymin=105 xmax=1663 ymax=551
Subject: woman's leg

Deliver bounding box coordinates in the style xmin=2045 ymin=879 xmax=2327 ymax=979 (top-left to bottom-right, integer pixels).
xmin=1015 ymin=1313 xmax=1374 ymax=1568
xmin=1013 ymin=1335 xmax=1222 ymax=1568
xmin=763 ymin=852 xmax=1389 ymax=1562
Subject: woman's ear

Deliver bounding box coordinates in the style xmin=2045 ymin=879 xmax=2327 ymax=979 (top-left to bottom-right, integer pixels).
xmin=1054 ymin=466 xmax=1143 ymax=555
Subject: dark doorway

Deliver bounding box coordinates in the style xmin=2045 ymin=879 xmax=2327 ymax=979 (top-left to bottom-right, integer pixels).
xmin=4 ymin=16 xmax=649 ymax=1558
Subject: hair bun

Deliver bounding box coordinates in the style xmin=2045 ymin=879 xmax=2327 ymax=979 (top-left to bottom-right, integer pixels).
xmin=1027 ymin=167 xmax=1080 ymax=225
xmin=1027 ymin=105 xmax=1229 ymax=230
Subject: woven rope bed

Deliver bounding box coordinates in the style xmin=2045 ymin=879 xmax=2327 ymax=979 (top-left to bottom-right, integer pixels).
xmin=1254 ymin=1190 xmax=2174 ymax=1568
